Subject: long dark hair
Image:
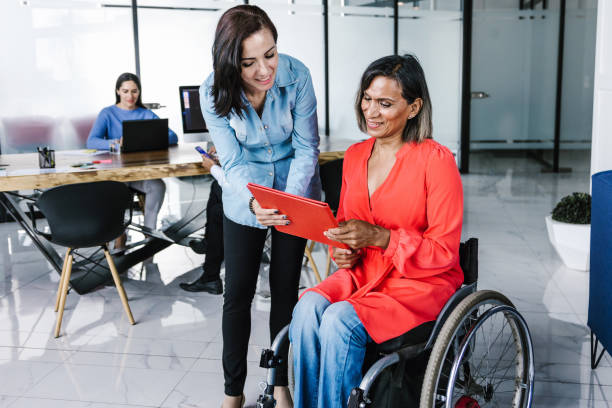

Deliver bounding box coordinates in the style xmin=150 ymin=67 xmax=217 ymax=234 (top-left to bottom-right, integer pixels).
xmin=114 ymin=72 xmax=145 ymax=109
xmin=355 ymin=54 xmax=433 ymax=143
xmin=211 ymin=5 xmax=278 ymax=118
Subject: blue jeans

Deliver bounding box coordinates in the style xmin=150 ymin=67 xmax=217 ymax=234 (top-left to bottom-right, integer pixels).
xmin=289 ymin=292 xmax=370 ymax=408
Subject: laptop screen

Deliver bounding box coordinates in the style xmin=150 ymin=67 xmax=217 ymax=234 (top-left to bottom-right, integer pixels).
xmin=121 ymin=119 xmax=169 ymax=153
xmin=179 ymin=86 xmax=208 ymax=134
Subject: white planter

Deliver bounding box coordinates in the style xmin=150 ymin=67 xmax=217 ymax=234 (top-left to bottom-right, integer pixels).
xmin=545 ymin=215 xmax=591 ymax=271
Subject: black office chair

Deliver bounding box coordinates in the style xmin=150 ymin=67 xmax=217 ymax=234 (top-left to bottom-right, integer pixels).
xmin=28 ymin=181 xmax=136 ymax=337
xmin=320 ymin=158 xmax=343 ymax=213
xmin=303 ymin=159 xmax=343 ymax=283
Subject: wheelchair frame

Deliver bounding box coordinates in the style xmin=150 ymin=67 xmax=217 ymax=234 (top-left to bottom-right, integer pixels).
xmin=256 ymin=239 xmax=535 ymax=408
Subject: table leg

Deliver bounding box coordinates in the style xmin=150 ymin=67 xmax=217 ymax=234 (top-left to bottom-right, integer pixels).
xmin=0 ymin=192 xmax=64 ymax=272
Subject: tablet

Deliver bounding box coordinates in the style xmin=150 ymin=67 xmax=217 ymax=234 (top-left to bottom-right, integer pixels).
xmin=247 ymin=183 xmax=349 ymax=249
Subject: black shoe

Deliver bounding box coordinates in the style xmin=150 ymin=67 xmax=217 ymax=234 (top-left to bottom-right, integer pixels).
xmin=189 ymin=238 xmax=208 ymax=254
xmin=179 ymin=278 xmax=223 ymax=294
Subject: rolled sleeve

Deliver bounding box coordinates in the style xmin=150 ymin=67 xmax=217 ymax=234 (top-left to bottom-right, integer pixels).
xmin=86 ymin=110 xmax=113 ymax=150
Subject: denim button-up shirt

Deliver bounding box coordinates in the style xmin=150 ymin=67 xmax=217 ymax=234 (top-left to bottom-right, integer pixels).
xmin=200 ymin=54 xmax=321 ymax=229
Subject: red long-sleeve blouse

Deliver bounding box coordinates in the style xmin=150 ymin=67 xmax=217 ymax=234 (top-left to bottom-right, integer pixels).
xmin=306 ymin=137 xmax=464 ymax=343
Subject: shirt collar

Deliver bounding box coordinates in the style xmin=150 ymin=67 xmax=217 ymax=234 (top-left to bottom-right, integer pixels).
xmin=274 ymin=54 xmax=297 ymax=87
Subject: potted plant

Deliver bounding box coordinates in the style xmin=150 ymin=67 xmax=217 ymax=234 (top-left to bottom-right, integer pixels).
xmin=545 ymin=192 xmax=591 ymax=271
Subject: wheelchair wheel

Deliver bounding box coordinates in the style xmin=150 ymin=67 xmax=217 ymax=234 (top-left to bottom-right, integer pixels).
xmin=420 ymin=290 xmax=534 ymax=408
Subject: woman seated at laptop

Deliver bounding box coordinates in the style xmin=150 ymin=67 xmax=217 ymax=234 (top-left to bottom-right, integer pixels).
xmin=87 ymin=72 xmax=178 ymax=235
xmin=288 ymin=55 xmax=464 ymax=408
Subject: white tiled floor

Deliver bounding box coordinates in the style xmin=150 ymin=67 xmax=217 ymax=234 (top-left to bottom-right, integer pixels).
xmin=0 ymin=150 xmax=607 ymax=407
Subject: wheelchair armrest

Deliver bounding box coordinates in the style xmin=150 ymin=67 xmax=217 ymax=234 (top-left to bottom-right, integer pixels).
xmin=423 ymin=282 xmax=477 ymax=351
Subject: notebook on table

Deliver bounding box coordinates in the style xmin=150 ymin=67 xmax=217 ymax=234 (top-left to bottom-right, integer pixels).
xmin=121 ymin=118 xmax=169 ymax=153
xmin=247 ymin=183 xmax=349 ymax=249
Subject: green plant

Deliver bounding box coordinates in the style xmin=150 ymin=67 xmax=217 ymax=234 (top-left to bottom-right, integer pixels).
xmin=551 ymin=192 xmax=591 ymax=224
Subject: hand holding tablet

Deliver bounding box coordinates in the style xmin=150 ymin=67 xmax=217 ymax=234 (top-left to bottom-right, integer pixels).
xmin=247 ymin=183 xmax=349 ymax=249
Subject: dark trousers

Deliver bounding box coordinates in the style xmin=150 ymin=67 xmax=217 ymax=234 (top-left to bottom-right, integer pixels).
xmin=222 ymin=215 xmax=306 ymax=396
xmin=200 ymin=180 xmax=224 ymax=282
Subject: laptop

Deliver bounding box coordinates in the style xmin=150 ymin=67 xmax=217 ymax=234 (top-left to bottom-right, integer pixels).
xmin=121 ymin=118 xmax=169 ymax=153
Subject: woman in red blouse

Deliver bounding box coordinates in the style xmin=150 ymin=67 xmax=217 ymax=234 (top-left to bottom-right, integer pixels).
xmin=288 ymin=54 xmax=463 ymax=408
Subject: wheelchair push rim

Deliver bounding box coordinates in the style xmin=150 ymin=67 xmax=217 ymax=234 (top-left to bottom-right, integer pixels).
xmin=420 ymin=290 xmax=535 ymax=408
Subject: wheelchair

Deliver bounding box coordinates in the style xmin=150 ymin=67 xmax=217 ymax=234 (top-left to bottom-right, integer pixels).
xmin=256 ymin=238 xmax=535 ymax=407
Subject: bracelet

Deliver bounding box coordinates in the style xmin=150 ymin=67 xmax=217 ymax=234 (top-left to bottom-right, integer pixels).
xmin=248 ymin=196 xmax=256 ymax=215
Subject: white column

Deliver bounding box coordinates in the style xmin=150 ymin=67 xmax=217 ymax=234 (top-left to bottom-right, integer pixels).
xmin=591 ymin=0 xmax=612 ymax=175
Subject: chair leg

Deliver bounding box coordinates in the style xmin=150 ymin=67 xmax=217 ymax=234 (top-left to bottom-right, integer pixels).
xmin=54 ymin=248 xmax=71 ymax=312
xmin=55 ymin=249 xmax=73 ymax=338
xmin=304 ymin=241 xmax=322 ymax=284
xmin=324 ymin=248 xmax=332 ymax=281
xmin=103 ymin=248 xmax=135 ymax=325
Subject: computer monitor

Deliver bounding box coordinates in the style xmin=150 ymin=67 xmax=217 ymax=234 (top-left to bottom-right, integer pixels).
xmin=179 ymin=85 xmax=208 ymax=134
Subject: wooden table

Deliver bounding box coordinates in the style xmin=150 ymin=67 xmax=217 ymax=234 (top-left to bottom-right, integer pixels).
xmin=0 ymin=142 xmax=209 ymax=192
xmin=0 ymin=138 xmax=356 ymax=293
xmin=0 ymin=140 xmax=354 ymax=192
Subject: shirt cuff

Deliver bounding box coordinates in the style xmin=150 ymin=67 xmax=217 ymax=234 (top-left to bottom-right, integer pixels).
xmin=210 ymin=165 xmax=224 ymax=182
xmin=382 ymin=229 xmax=400 ymax=259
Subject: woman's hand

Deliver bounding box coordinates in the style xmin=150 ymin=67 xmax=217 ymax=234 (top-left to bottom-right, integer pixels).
xmin=200 ymin=146 xmax=220 ymax=172
xmin=252 ymin=198 xmax=290 ymax=227
xmin=324 ymin=219 xmax=390 ymax=250
xmin=331 ymin=247 xmax=362 ymax=269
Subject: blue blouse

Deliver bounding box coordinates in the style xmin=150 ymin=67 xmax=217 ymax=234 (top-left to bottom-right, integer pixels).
xmin=87 ymin=105 xmax=178 ymax=150
xmin=200 ymin=54 xmax=321 ymax=228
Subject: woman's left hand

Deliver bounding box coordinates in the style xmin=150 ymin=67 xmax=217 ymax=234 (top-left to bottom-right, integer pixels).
xmin=200 ymin=147 xmax=220 ymax=172
xmin=252 ymin=198 xmax=290 ymax=227
xmin=324 ymin=219 xmax=390 ymax=250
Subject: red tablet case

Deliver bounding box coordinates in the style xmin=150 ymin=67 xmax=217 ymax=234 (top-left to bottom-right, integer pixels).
xmin=247 ymin=183 xmax=349 ymax=249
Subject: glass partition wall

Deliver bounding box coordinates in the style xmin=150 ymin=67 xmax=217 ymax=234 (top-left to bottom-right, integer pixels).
xmin=469 ymin=6 xmax=561 ymax=150
xmin=466 ymin=0 xmax=596 ymax=172
xmin=560 ymin=0 xmax=597 ymax=149
xmin=0 ymin=0 xmax=464 ymax=155
xmin=398 ymin=2 xmax=463 ymax=153
xmin=0 ymin=0 xmax=596 ymax=174
xmin=0 ymin=0 xmax=135 ymax=153
xmin=328 ymin=0 xmax=394 ymax=141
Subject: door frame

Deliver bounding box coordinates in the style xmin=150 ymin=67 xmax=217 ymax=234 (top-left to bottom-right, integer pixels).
xmin=459 ymin=0 xmax=566 ymax=174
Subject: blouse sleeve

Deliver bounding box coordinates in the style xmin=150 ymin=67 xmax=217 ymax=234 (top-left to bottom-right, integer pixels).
xmin=199 ymin=84 xmax=253 ymax=204
xmin=328 ymin=158 xmax=349 ymax=260
xmin=382 ymin=147 xmax=463 ymax=279
xmin=86 ymin=109 xmax=112 ymax=150
xmin=283 ymin=70 xmax=320 ymax=197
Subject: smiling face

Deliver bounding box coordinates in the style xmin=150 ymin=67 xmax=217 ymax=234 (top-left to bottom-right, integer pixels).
xmin=360 ymin=75 xmax=422 ymax=141
xmin=116 ymin=80 xmax=140 ymax=110
xmin=240 ymin=28 xmax=278 ymax=96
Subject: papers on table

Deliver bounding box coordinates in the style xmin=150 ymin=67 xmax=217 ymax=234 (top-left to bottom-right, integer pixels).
xmin=3 ymin=167 xmax=77 ymax=176
xmin=58 ymin=149 xmax=107 ymax=156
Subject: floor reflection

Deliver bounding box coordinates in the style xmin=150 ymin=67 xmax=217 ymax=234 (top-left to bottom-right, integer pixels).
xmin=0 ymin=152 xmax=608 ymax=407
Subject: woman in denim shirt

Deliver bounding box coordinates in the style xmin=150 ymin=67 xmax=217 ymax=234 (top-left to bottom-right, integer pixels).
xmin=200 ymin=5 xmax=320 ymax=408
